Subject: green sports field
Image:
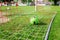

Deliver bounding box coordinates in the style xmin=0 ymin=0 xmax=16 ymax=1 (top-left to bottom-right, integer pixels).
xmin=48 ymin=6 xmax=60 ymax=40
xmin=0 ymin=6 xmax=57 ymax=40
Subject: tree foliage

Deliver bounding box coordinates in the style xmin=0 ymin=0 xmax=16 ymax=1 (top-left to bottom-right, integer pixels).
xmin=53 ymin=0 xmax=59 ymax=5
xmin=22 ymin=0 xmax=32 ymax=3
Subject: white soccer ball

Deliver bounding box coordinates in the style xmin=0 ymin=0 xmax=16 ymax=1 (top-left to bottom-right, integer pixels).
xmin=30 ymin=16 xmax=39 ymax=25
xmin=30 ymin=17 xmax=36 ymax=24
xmin=7 ymin=7 xmax=10 ymax=10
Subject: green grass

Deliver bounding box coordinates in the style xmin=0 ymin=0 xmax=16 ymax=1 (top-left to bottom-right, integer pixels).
xmin=48 ymin=6 xmax=60 ymax=40
xmin=0 ymin=6 xmax=35 ymax=16
xmin=0 ymin=6 xmax=55 ymax=40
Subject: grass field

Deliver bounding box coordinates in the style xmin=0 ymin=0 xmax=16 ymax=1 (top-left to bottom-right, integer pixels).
xmin=0 ymin=6 xmax=55 ymax=40
xmin=48 ymin=6 xmax=60 ymax=40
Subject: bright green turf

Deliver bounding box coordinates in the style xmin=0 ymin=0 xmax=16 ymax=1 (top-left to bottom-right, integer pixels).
xmin=48 ymin=6 xmax=60 ymax=40
xmin=0 ymin=6 xmax=54 ymax=40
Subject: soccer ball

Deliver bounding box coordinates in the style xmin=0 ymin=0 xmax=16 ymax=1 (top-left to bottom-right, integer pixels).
xmin=7 ymin=7 xmax=10 ymax=10
xmin=30 ymin=16 xmax=39 ymax=25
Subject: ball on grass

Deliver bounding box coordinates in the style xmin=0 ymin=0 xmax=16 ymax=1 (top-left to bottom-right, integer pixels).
xmin=7 ymin=7 xmax=10 ymax=10
xmin=30 ymin=16 xmax=39 ymax=25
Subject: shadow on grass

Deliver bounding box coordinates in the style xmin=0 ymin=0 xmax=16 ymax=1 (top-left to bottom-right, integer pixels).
xmin=33 ymin=21 xmax=47 ymax=25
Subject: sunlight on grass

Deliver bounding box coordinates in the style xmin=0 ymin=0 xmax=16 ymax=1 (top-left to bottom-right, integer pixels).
xmin=0 ymin=6 xmax=56 ymax=40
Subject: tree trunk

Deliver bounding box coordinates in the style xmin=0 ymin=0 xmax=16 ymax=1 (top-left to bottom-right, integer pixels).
xmin=54 ymin=0 xmax=59 ymax=5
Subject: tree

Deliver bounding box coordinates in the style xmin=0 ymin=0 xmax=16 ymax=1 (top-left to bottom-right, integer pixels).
xmin=22 ymin=0 xmax=27 ymax=3
xmin=22 ymin=0 xmax=32 ymax=3
xmin=0 ymin=0 xmax=4 ymax=2
xmin=14 ymin=0 xmax=18 ymax=2
xmin=53 ymin=0 xmax=59 ymax=5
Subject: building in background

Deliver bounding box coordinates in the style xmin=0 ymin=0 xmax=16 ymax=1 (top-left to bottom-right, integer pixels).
xmin=36 ymin=0 xmax=51 ymax=6
xmin=0 ymin=0 xmax=52 ymax=6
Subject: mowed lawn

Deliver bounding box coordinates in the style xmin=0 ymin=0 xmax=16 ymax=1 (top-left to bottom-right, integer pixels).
xmin=48 ymin=6 xmax=60 ymax=40
xmin=0 ymin=6 xmax=55 ymax=40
